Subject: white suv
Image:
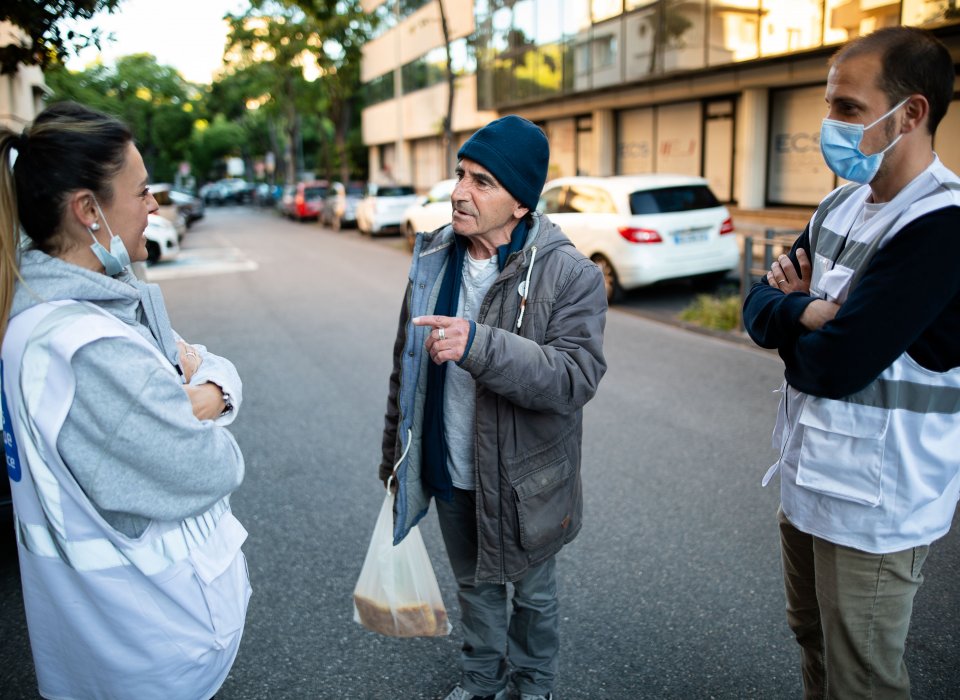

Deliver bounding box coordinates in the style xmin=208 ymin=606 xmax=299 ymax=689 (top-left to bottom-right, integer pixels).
xmin=356 ymin=183 xmax=418 ymax=236
xmin=402 ymin=178 xmax=457 ymax=250
xmin=538 ymin=175 xmax=738 ymax=302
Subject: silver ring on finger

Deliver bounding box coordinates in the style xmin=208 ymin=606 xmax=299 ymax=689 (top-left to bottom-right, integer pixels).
xmin=777 ymin=278 xmax=788 ymax=286
xmin=438 ymin=327 xmax=446 ymax=341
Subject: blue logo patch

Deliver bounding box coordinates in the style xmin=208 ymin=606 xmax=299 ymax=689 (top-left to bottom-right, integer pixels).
xmin=1 ymin=360 xmax=21 ymax=482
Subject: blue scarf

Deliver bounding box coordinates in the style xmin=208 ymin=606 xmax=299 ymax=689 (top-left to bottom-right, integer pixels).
xmin=421 ymin=220 xmax=527 ymax=501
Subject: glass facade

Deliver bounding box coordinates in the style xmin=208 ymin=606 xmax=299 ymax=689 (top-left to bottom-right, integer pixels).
xmin=366 ymin=37 xmax=472 ymax=106
xmin=473 ymin=0 xmax=960 ymax=108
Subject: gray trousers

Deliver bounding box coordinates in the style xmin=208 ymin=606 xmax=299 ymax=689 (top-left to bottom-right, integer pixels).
xmin=778 ymin=509 xmax=928 ymax=699
xmin=436 ymin=488 xmax=559 ymax=697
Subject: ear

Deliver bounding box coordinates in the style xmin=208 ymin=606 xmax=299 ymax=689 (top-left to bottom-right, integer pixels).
xmin=900 ymin=94 xmax=929 ymax=136
xmin=66 ymin=190 xmax=99 ymax=231
xmin=513 ymin=202 xmax=530 ymax=220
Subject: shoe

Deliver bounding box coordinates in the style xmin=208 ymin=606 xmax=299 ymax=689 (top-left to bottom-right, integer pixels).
xmin=442 ymin=684 xmax=509 ymax=700
xmin=519 ymin=693 xmax=552 ymax=700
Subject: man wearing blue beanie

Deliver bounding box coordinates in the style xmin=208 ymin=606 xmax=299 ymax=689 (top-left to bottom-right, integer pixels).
xmin=379 ymin=115 xmax=608 ymax=700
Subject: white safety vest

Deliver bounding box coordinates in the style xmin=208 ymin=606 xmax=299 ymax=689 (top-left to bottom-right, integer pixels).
xmin=766 ymin=157 xmax=960 ymax=554
xmin=2 ymin=300 xmax=251 ymax=700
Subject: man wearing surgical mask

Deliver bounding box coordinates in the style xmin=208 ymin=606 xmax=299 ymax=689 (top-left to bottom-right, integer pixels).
xmin=742 ymin=27 xmax=960 ymax=699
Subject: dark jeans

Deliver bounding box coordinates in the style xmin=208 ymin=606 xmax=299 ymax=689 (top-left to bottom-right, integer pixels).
xmin=436 ymin=488 xmax=559 ymax=697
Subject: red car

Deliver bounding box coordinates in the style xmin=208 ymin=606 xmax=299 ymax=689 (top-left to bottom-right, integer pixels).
xmin=287 ymin=181 xmax=329 ymax=222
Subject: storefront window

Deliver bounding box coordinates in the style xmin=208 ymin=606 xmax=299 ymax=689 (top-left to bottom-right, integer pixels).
xmin=767 ymin=85 xmax=835 ymax=206
xmin=617 ymin=107 xmax=655 ymax=174
xmin=655 ymin=102 xmax=701 ymax=176
xmin=759 ymin=0 xmax=824 ymax=57
xmin=934 ymin=100 xmax=960 ymax=174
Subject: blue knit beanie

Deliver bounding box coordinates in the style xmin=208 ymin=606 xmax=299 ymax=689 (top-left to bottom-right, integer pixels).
xmin=457 ymin=115 xmax=549 ymax=211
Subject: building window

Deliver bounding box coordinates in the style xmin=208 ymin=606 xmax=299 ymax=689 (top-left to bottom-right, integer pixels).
xmin=593 ymin=33 xmax=618 ymax=68
xmin=401 ymin=47 xmax=448 ymax=94
xmin=364 ymin=72 xmax=396 ymax=106
xmin=824 ymin=0 xmax=901 ymax=45
xmin=759 ymin=0 xmax=824 ymax=57
xmin=592 ymin=0 xmax=623 ymax=23
xmin=902 ymin=0 xmax=960 ymax=27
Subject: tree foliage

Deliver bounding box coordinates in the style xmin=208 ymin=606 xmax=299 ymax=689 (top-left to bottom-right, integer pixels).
xmin=39 ymin=0 xmax=376 ymax=186
xmin=45 ymin=54 xmax=196 ymax=182
xmin=0 ymin=1 xmax=120 ymax=75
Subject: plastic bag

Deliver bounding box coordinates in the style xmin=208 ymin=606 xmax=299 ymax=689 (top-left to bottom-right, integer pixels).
xmin=353 ymin=489 xmax=451 ymax=637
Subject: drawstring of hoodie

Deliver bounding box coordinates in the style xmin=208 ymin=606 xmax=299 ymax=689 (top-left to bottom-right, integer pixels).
xmin=516 ymin=245 xmax=538 ymax=329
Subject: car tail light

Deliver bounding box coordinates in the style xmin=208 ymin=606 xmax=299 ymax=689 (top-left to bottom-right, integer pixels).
xmin=618 ymin=226 xmax=663 ymax=243
xmin=720 ymin=217 xmax=735 ymax=235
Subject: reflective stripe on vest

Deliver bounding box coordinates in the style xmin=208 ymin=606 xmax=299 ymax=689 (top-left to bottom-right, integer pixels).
xmin=15 ymin=498 xmax=230 ymax=575
xmin=811 ymin=160 xmax=960 ymax=304
xmin=5 ymin=301 xmax=228 ymax=575
xmin=843 ymin=379 xmax=960 ymax=414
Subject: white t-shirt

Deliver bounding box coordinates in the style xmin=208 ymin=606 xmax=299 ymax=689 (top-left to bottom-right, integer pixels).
xmin=444 ymin=252 xmax=499 ymax=489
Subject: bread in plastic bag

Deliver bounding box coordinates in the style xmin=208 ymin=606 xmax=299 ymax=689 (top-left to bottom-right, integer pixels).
xmin=353 ymin=489 xmax=451 ymax=637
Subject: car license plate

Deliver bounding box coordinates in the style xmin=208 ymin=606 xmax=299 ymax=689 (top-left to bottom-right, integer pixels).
xmin=673 ymin=230 xmax=709 ymax=244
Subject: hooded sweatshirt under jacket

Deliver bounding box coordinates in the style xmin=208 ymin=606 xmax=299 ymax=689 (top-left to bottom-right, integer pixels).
xmin=9 ymin=249 xmax=244 ymax=537
xmin=380 ymin=213 xmax=607 ymax=584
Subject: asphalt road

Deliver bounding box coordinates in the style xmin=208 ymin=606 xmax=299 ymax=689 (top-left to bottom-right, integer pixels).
xmin=1 ymin=207 xmax=957 ymax=699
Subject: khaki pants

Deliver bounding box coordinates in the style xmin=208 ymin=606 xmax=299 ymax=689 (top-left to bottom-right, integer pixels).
xmin=778 ymin=509 xmax=928 ymax=699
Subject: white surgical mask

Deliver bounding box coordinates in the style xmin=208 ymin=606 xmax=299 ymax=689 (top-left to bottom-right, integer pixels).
xmin=87 ymin=197 xmax=131 ymax=276
xmin=819 ymin=98 xmax=908 ymax=184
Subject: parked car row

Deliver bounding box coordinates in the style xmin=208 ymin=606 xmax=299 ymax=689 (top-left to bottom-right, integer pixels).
xmin=200 ymin=179 xmax=256 ymax=206
xmin=321 ymin=181 xmax=365 ymax=230
xmin=278 ymin=181 xmax=330 ymax=222
xmin=144 ymin=214 xmax=181 ymax=264
xmin=145 ymin=183 xmax=205 ymax=266
xmin=398 ymin=174 xmax=738 ymax=303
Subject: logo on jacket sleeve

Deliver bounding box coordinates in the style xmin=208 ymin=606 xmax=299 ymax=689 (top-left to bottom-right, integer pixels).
xmin=1 ymin=361 xmax=21 ymax=482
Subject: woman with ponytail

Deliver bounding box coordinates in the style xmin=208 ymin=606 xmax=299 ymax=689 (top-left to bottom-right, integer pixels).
xmin=0 ymin=102 xmax=250 ymax=700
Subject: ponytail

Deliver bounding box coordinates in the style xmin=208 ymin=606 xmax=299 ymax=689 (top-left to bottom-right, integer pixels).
xmin=0 ymin=102 xmax=132 ymax=344
xmin=0 ymin=129 xmax=24 ymax=345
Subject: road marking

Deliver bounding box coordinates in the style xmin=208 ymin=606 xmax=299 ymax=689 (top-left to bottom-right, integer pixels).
xmin=145 ymin=247 xmax=258 ymax=281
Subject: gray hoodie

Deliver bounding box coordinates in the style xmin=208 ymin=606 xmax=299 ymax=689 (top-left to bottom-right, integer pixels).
xmin=11 ymin=250 xmax=244 ymax=537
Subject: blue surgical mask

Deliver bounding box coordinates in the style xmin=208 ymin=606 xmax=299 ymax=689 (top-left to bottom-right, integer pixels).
xmin=819 ymin=98 xmax=908 ymax=184
xmin=87 ymin=198 xmax=131 ymax=276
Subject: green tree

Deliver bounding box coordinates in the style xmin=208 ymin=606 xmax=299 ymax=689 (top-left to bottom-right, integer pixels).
xmin=224 ymin=3 xmax=328 ymax=185
xmin=0 ymin=0 xmax=120 ymax=75
xmin=190 ymin=114 xmax=247 ymax=183
xmin=285 ymin=0 xmax=375 ymax=182
xmin=45 ymin=53 xmax=197 ymax=182
xmin=203 ymin=63 xmax=279 ymax=182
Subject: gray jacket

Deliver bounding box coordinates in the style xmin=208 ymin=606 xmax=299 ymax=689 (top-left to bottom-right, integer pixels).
xmin=379 ymin=213 xmax=607 ymax=583
xmin=10 ymin=250 xmax=244 ymax=538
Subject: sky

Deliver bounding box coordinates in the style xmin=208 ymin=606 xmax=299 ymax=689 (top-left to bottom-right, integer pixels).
xmin=66 ymin=0 xmax=252 ymax=84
